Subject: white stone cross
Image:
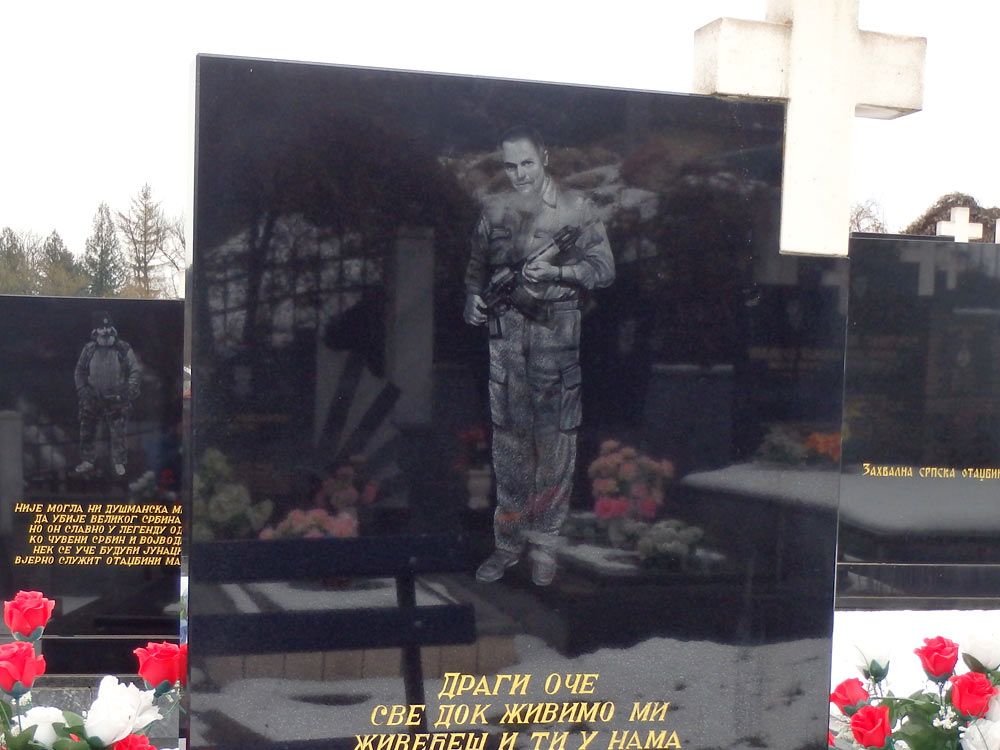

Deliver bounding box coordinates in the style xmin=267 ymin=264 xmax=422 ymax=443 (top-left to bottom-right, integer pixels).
xmin=693 ymin=0 xmax=925 ymax=258
xmin=900 ymin=244 xmax=965 ymax=296
xmin=820 ymin=261 xmax=850 ymax=315
xmin=936 ymin=206 xmax=983 ymax=243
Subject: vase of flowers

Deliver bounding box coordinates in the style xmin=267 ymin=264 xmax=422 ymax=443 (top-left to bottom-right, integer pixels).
xmin=587 ymin=439 xmax=675 ymax=548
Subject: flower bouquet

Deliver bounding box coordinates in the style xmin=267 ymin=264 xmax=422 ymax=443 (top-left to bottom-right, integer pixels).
xmin=454 ymin=424 xmax=490 ymax=472
xmin=259 ymin=507 xmax=359 ymax=540
xmin=830 ymin=634 xmax=1000 ymax=749
xmin=191 ymin=448 xmax=273 ymax=541
xmin=259 ymin=456 xmax=379 ymax=541
xmin=635 ymin=519 xmax=704 ymax=570
xmin=587 ymin=439 xmax=674 ymax=548
xmin=756 ymin=424 xmax=842 ymax=466
xmin=0 ymin=590 xmax=184 ymax=750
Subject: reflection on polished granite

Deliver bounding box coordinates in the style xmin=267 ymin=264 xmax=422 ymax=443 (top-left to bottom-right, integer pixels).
xmin=190 ymin=55 xmax=844 ymax=748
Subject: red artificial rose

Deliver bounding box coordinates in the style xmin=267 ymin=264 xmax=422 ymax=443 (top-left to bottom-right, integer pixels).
xmin=830 ymin=677 xmax=870 ymax=711
xmin=0 ymin=640 xmax=45 ymax=695
xmin=133 ymin=641 xmax=187 ymax=688
xmin=950 ymin=671 xmax=998 ymax=717
xmin=915 ymin=636 xmax=960 ymax=680
xmin=850 ymin=704 xmax=891 ymax=748
xmin=3 ymin=590 xmax=54 ymax=640
xmin=112 ymin=735 xmax=158 ymax=750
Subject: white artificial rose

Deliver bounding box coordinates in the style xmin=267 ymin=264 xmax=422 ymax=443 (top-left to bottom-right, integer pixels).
xmin=22 ymin=706 xmax=66 ymax=748
xmin=963 ymin=718 xmax=1000 ymax=750
xmin=853 ymin=643 xmax=891 ymax=680
xmin=966 ymin=631 xmax=1000 ymax=671
xmin=84 ymin=675 xmax=162 ymax=745
xmin=984 ymin=694 xmax=1000 ymax=722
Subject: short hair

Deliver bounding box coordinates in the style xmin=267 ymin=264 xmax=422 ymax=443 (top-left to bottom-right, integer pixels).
xmin=497 ymin=125 xmax=546 ymax=153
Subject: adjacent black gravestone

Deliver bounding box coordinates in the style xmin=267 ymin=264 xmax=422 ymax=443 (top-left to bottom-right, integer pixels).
xmin=189 ymin=55 xmax=846 ymax=749
xmin=838 ymin=235 xmax=1000 ymax=607
xmin=0 ymin=295 xmax=184 ymax=672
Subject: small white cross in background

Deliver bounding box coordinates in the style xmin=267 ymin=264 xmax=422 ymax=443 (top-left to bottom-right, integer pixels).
xmin=900 ymin=244 xmax=965 ymax=296
xmin=936 ymin=206 xmax=983 ymax=243
xmin=820 ymin=261 xmax=850 ymax=315
xmin=693 ymin=0 xmax=926 ymax=258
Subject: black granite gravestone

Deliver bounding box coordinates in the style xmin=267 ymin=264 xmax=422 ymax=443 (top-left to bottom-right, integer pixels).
xmin=838 ymin=235 xmax=1000 ymax=608
xmin=189 ymin=55 xmax=846 ymax=749
xmin=0 ymin=295 xmax=183 ymax=673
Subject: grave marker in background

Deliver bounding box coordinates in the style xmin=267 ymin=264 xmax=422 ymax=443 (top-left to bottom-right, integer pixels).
xmin=0 ymin=295 xmax=183 ymax=673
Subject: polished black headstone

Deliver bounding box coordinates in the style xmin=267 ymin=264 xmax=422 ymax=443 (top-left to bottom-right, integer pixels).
xmin=838 ymin=235 xmax=1000 ymax=608
xmin=0 ymin=295 xmax=184 ymax=672
xmin=190 ymin=55 xmax=846 ymax=749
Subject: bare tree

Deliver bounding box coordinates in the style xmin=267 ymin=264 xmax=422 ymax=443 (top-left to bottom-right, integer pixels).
xmin=849 ymin=199 xmax=887 ymax=234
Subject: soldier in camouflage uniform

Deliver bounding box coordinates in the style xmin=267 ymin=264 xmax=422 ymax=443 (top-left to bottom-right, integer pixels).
xmin=464 ymin=126 xmax=614 ymax=585
xmin=74 ymin=310 xmax=142 ymax=477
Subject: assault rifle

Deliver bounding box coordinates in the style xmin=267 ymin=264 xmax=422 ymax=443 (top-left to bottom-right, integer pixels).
xmin=479 ymin=225 xmax=581 ymax=336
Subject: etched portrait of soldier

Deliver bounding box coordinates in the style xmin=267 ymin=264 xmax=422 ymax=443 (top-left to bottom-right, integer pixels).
xmin=74 ymin=310 xmax=142 ymax=477
xmin=464 ymin=126 xmax=615 ymax=585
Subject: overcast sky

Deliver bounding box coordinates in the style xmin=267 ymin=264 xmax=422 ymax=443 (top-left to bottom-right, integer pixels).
xmin=2 ymin=0 xmax=998 ymax=256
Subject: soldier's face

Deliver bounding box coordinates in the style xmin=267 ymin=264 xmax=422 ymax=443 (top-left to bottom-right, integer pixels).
xmin=502 ymin=138 xmax=547 ymax=197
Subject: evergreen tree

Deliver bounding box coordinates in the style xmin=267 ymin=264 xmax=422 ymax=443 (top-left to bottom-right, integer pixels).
xmin=39 ymin=230 xmax=88 ymax=296
xmin=0 ymin=227 xmax=42 ymax=294
xmin=83 ymin=203 xmax=128 ymax=297
xmin=118 ymin=184 xmax=168 ymax=296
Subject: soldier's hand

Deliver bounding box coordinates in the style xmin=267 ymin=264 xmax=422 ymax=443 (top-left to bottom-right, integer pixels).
xmin=523 ymin=259 xmax=558 ymax=282
xmin=464 ymin=293 xmax=487 ymax=326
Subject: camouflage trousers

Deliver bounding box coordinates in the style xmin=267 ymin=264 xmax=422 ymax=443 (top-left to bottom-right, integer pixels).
xmin=488 ymin=305 xmax=582 ymax=554
xmin=79 ymin=398 xmax=130 ymax=466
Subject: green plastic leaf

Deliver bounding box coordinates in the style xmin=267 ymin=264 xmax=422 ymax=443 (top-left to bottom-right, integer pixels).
xmin=53 ymin=740 xmax=93 ymax=750
xmin=60 ymin=711 xmax=85 ymax=727
xmin=892 ymin=724 xmax=950 ymax=750
xmin=6 ymin=724 xmax=37 ymax=750
xmin=0 ymin=698 xmax=12 ymax=729
xmin=964 ymin=653 xmax=989 ymax=674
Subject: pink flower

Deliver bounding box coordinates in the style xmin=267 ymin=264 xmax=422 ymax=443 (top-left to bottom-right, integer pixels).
xmin=620 ymin=461 xmax=639 ymax=481
xmin=361 ymin=480 xmax=379 ymax=505
xmin=636 ymin=497 xmax=659 ymax=519
xmin=259 ymin=527 xmax=276 ymax=540
xmin=595 ymin=497 xmax=629 ymax=520
xmin=630 ymin=482 xmax=650 ymax=499
xmin=599 ymin=439 xmax=622 ymax=455
xmin=592 ymin=477 xmax=617 ymax=494
xmin=330 ymin=512 xmax=359 ymax=538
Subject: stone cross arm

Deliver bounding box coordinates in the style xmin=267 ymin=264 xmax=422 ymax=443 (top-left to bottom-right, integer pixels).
xmin=693 ymin=0 xmax=926 ymax=257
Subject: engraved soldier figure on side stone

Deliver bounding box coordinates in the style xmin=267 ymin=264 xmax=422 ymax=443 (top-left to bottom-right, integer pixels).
xmin=464 ymin=126 xmax=615 ymax=585
xmin=74 ymin=310 xmax=142 ymax=478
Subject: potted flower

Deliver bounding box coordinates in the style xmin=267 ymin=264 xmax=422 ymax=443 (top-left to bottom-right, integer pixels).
xmin=587 ymin=439 xmax=674 ymax=548
xmin=455 ymin=424 xmax=491 ymax=510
